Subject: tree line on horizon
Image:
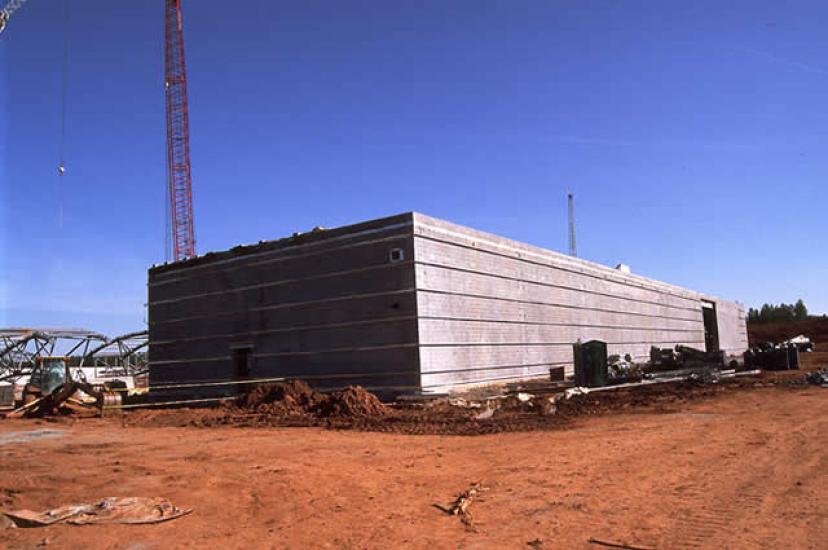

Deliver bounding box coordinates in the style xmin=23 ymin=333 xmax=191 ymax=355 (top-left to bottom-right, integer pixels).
xmin=747 ymin=300 xmax=809 ymax=323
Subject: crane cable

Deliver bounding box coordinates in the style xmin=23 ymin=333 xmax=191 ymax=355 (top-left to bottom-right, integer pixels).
xmin=57 ymin=0 xmax=69 ymax=226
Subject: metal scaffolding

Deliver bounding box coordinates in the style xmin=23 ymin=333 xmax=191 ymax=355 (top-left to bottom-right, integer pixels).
xmin=0 ymin=328 xmax=148 ymax=384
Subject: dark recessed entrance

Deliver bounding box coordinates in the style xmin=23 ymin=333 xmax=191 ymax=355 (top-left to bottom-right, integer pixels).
xmin=701 ymin=301 xmax=720 ymax=353
xmin=231 ymin=345 xmax=253 ymax=379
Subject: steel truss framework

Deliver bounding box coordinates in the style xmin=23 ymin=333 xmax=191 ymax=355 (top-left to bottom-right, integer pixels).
xmin=0 ymin=328 xmax=148 ymax=383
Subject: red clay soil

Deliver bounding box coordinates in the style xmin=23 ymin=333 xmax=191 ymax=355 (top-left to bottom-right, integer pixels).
xmin=116 ymin=357 xmax=828 ymax=435
xmin=238 ymin=379 xmax=327 ymax=416
xmin=122 ymin=381 xmax=391 ymax=430
xmin=313 ymin=385 xmax=389 ymax=418
xmin=1 ymin=383 xmax=826 ymax=549
xmin=238 ymin=380 xmax=388 ymax=418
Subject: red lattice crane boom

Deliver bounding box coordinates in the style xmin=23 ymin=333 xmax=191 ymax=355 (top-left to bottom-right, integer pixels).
xmin=165 ymin=0 xmax=195 ymax=261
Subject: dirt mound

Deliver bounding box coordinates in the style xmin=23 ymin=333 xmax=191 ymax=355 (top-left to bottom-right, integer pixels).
xmin=234 ymin=380 xmax=388 ymax=419
xmin=121 ymin=374 xmax=802 ymax=435
xmin=238 ymin=380 xmax=325 ymax=416
xmin=315 ymin=386 xmax=389 ymax=418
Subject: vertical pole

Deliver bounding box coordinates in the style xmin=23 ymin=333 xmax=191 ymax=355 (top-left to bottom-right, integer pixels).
xmin=568 ymin=192 xmax=577 ymax=257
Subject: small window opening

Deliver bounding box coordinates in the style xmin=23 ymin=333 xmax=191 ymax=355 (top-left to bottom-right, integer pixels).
xmin=389 ymin=248 xmax=405 ymax=263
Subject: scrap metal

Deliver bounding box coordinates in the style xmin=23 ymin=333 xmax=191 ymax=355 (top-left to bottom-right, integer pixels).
xmin=0 ymin=328 xmax=147 ymax=384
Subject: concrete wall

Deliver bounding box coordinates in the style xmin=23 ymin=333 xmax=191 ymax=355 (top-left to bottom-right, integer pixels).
xmin=411 ymin=213 xmax=745 ymax=392
xmin=148 ymin=213 xmax=421 ymax=393
xmin=714 ymin=300 xmax=748 ymax=357
xmin=148 ymin=211 xmax=749 ymax=396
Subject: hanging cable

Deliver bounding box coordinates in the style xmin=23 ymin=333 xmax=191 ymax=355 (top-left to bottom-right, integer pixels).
xmin=58 ymin=0 xmax=69 ymax=176
xmin=57 ymin=0 xmax=69 ymax=227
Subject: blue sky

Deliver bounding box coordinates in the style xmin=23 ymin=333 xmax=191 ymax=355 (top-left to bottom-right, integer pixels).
xmin=1 ymin=0 xmax=826 ymax=335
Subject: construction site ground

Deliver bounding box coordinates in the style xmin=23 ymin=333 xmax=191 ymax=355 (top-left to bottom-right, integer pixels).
xmin=1 ymin=352 xmax=827 ymax=549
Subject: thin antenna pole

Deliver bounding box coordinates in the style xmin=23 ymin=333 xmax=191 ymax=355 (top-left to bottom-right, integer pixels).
xmin=568 ymin=192 xmax=577 ymax=257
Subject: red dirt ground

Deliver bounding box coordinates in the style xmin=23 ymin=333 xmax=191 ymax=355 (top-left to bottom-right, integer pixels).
xmin=1 ymin=323 xmax=825 ymax=548
xmin=2 ymin=364 xmax=827 ymax=549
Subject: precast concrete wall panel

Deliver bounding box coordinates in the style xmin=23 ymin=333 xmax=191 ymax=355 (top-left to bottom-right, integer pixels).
xmin=411 ymin=213 xmax=743 ymax=392
xmin=715 ymin=300 xmax=749 ymax=356
xmin=148 ymin=211 xmax=748 ymax=395
xmin=148 ymin=214 xmax=421 ymax=392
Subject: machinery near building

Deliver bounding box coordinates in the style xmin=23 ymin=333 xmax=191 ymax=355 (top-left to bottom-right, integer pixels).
xmin=0 ymin=328 xmax=148 ymax=410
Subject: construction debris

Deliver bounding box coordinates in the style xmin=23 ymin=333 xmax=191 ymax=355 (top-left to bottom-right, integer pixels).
xmin=1 ymin=497 xmax=191 ymax=528
xmin=649 ymin=345 xmax=726 ymax=372
xmin=608 ymin=354 xmax=641 ymax=381
xmin=587 ymin=538 xmax=655 ymax=550
xmin=805 ymin=368 xmax=828 ymax=387
xmin=745 ymin=342 xmax=800 ymax=371
xmin=474 ymin=406 xmax=495 ymax=420
xmin=784 ymin=334 xmax=814 ymax=352
xmin=435 ymin=481 xmax=488 ymax=530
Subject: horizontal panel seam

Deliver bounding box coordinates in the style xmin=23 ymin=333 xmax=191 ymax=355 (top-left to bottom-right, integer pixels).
xmin=419 ymin=316 xmax=703 ymax=332
xmin=152 ymin=221 xmax=414 ymax=280
xmin=151 ymin=315 xmax=418 ymax=346
xmin=420 ymin=340 xmax=705 ymax=347
xmin=413 ymin=230 xmax=703 ymax=302
xmin=150 ymin=232 xmax=412 ymax=288
xmin=150 ymin=260 xmax=413 ymax=306
xmin=150 ymin=288 xmax=416 ymax=326
xmin=418 ymin=289 xmax=701 ymax=322
xmin=416 ymin=261 xmax=701 ymax=314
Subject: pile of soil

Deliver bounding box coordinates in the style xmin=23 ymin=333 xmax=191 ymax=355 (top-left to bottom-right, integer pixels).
xmin=235 ymin=381 xmax=388 ymax=419
xmin=239 ymin=380 xmax=326 ymax=416
xmin=120 ymin=381 xmax=389 ymax=429
xmin=119 ymin=372 xmax=813 ymax=435
xmin=315 ymin=386 xmax=389 ymax=418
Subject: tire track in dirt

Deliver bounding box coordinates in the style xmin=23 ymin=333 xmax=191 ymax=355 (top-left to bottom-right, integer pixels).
xmin=663 ymin=404 xmax=827 ymax=549
xmin=667 ymin=485 xmax=766 ymax=549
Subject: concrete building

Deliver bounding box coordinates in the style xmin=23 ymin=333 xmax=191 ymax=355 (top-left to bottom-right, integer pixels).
xmin=148 ymin=212 xmax=748 ymax=394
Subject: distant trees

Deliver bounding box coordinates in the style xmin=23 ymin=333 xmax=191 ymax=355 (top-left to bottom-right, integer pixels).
xmin=747 ymin=299 xmax=808 ymax=323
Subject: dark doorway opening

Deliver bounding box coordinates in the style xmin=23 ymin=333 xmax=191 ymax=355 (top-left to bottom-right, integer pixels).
xmin=231 ymin=346 xmax=253 ymax=379
xmin=702 ymin=302 xmax=720 ymax=353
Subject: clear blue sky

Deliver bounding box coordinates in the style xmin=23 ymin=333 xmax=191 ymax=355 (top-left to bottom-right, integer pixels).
xmin=1 ymin=0 xmax=826 ymax=335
